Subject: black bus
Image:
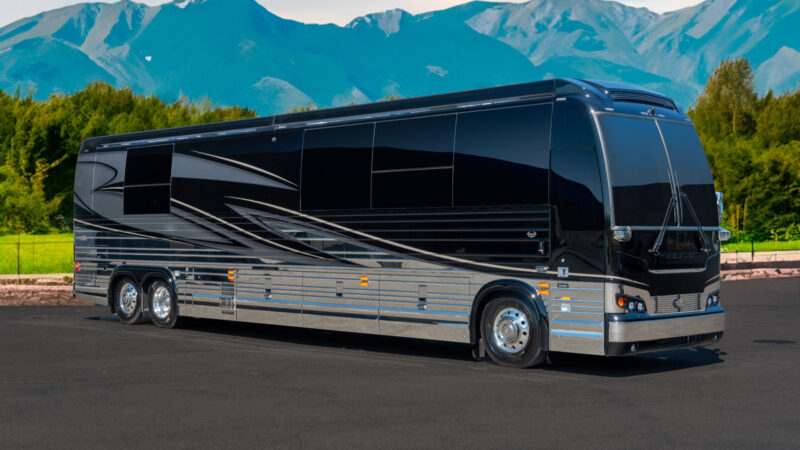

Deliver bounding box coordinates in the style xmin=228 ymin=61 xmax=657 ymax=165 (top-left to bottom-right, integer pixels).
xmin=73 ymin=78 xmax=727 ymax=368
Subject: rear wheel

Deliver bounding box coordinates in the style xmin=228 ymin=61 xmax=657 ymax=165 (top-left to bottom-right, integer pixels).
xmin=148 ymin=279 xmax=181 ymax=328
xmin=114 ymin=277 xmax=143 ymax=325
xmin=481 ymin=296 xmax=546 ymax=368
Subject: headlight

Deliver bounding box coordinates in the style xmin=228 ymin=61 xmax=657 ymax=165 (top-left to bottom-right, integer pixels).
xmin=707 ymin=291 xmax=720 ymax=307
xmin=617 ymin=295 xmax=646 ymax=314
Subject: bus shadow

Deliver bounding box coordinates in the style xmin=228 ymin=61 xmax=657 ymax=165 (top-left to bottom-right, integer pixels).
xmin=88 ymin=314 xmax=724 ymax=374
xmin=177 ymin=317 xmax=475 ymax=363
xmin=544 ymin=347 xmax=725 ymax=378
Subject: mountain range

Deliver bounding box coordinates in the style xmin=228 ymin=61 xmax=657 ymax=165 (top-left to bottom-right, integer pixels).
xmin=0 ymin=0 xmax=798 ymax=114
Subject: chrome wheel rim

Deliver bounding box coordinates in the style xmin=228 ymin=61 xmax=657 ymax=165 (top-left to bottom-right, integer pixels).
xmin=151 ymin=285 xmax=172 ymax=320
xmin=492 ymin=307 xmax=530 ymax=354
xmin=118 ymin=282 xmax=138 ymax=316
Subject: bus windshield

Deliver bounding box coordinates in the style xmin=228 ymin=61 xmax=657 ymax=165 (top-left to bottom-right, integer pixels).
xmin=658 ymin=121 xmax=717 ymax=226
xmin=599 ymin=115 xmax=673 ymax=226
xmin=599 ymin=115 xmax=716 ymax=228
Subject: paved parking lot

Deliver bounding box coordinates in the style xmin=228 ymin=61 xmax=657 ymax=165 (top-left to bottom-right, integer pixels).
xmin=1 ymin=277 xmax=798 ymax=448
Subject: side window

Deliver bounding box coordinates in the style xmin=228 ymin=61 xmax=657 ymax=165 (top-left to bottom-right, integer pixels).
xmin=301 ymin=123 xmax=374 ymax=210
xmin=124 ymin=144 xmax=172 ymax=214
xmin=550 ymin=147 xmax=604 ymax=231
xmin=453 ymin=104 xmax=551 ymax=206
xmin=372 ymin=115 xmax=455 ymax=208
xmin=171 ymin=131 xmax=302 ymax=212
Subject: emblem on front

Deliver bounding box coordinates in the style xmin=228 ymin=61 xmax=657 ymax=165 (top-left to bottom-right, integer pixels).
xmin=672 ymin=294 xmax=682 ymax=312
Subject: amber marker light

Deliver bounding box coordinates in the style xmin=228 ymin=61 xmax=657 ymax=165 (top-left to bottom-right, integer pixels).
xmin=617 ymin=296 xmax=626 ymax=308
xmin=227 ymin=269 xmax=235 ymax=282
xmin=539 ymin=290 xmax=550 ymax=296
xmin=74 ymin=262 xmax=80 ymax=273
xmin=360 ymin=276 xmax=369 ymax=287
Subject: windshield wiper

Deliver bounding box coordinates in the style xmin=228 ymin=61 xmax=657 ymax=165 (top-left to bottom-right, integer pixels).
xmin=648 ymin=191 xmax=712 ymax=256
xmin=648 ymin=196 xmax=675 ymax=256
xmin=680 ymin=192 xmax=712 ymax=254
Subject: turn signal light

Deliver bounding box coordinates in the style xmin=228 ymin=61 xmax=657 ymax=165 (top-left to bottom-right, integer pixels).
xmin=539 ymin=289 xmax=550 ymax=296
xmin=227 ymin=269 xmax=235 ymax=282
xmin=360 ymin=276 xmax=369 ymax=287
xmin=617 ymin=296 xmax=626 ymax=308
xmin=538 ymin=282 xmax=550 ymax=289
xmin=74 ymin=262 xmax=80 ymax=273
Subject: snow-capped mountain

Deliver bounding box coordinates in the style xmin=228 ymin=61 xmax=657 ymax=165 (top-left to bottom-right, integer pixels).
xmin=0 ymin=0 xmax=797 ymax=113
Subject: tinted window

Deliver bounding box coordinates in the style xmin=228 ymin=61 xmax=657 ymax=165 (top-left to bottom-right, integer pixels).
xmin=372 ymin=115 xmax=455 ymax=208
xmin=124 ymin=144 xmax=172 ymax=214
xmin=182 ymin=131 xmax=301 ymax=185
xmin=373 ymin=115 xmax=455 ymax=170
xmin=657 ymin=121 xmax=717 ymax=226
xmin=170 ymin=131 xmax=302 ymax=212
xmin=551 ymin=147 xmax=603 ymax=231
xmin=454 ymin=104 xmax=551 ymax=206
xmin=599 ymin=115 xmax=673 ymax=226
xmin=124 ymin=185 xmax=171 ymax=214
xmin=551 ymin=101 xmax=595 ymax=149
xmin=125 ymin=145 xmax=172 ymax=185
xmin=373 ymin=168 xmax=452 ymax=208
xmin=302 ymin=124 xmax=374 ymax=210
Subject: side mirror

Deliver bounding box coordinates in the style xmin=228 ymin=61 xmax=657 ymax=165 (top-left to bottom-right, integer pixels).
xmin=715 ymin=192 xmax=724 ymax=223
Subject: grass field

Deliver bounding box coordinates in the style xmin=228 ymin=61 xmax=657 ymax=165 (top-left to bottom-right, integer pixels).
xmin=0 ymin=233 xmax=73 ymax=275
xmin=722 ymin=240 xmax=800 ymax=252
xmin=1 ymin=233 xmax=798 ymax=275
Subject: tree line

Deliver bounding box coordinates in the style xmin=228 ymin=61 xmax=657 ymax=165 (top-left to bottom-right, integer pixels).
xmin=0 ymin=59 xmax=797 ymax=240
xmin=688 ymin=59 xmax=799 ymax=241
xmin=0 ymin=83 xmax=255 ymax=232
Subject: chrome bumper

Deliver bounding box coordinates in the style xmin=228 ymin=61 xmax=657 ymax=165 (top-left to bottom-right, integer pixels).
xmin=606 ymin=307 xmax=725 ymax=355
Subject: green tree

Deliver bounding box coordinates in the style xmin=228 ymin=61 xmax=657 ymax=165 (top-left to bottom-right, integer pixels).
xmin=0 ymin=81 xmax=256 ymax=233
xmin=692 ymin=58 xmax=758 ymax=139
xmin=0 ymin=157 xmax=64 ymax=233
xmin=690 ymin=58 xmax=800 ymax=241
xmin=756 ymin=91 xmax=800 ymax=146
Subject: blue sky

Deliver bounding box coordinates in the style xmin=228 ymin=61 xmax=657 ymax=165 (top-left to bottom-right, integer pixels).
xmin=0 ymin=0 xmax=705 ymax=28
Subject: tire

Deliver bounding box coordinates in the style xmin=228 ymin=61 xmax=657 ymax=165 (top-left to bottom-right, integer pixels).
xmin=114 ymin=277 xmax=144 ymax=325
xmin=481 ymin=296 xmax=546 ymax=368
xmin=147 ymin=279 xmax=181 ymax=328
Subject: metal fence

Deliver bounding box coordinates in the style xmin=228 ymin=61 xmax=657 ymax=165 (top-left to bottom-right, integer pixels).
xmin=0 ymin=237 xmax=74 ymax=276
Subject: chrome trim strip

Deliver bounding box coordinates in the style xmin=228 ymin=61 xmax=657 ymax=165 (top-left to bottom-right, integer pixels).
xmin=612 ymin=225 xmax=726 ymax=232
xmin=648 ymin=266 xmax=706 ymax=274
xmin=551 ymin=329 xmax=603 ymax=339
xmin=551 ymin=319 xmax=603 ymax=327
xmin=372 ymin=165 xmax=453 ymax=174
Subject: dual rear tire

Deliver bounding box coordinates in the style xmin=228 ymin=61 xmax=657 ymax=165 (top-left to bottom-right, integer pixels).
xmin=113 ymin=277 xmax=180 ymax=328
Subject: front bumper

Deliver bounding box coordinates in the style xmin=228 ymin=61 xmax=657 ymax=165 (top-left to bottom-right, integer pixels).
xmin=606 ymin=307 xmax=725 ymax=356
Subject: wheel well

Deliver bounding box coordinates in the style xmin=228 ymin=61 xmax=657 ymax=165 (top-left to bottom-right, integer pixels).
xmin=471 ymin=288 xmax=542 ymax=344
xmin=108 ymin=268 xmax=173 ymax=312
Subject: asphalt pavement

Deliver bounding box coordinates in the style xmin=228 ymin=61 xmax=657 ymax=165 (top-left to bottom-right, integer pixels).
xmin=1 ymin=277 xmax=798 ymax=449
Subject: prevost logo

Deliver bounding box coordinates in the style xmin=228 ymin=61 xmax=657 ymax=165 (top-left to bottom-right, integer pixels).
xmin=672 ymin=294 xmax=683 ymax=312
xmin=660 ymin=251 xmax=703 ymax=260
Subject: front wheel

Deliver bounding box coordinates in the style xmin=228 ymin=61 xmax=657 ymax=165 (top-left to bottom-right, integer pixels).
xmin=481 ymin=296 xmax=546 ymax=368
xmin=147 ymin=279 xmax=182 ymax=328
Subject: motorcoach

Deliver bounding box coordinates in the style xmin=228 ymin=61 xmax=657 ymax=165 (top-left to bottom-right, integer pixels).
xmin=73 ymin=79 xmax=728 ymax=368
